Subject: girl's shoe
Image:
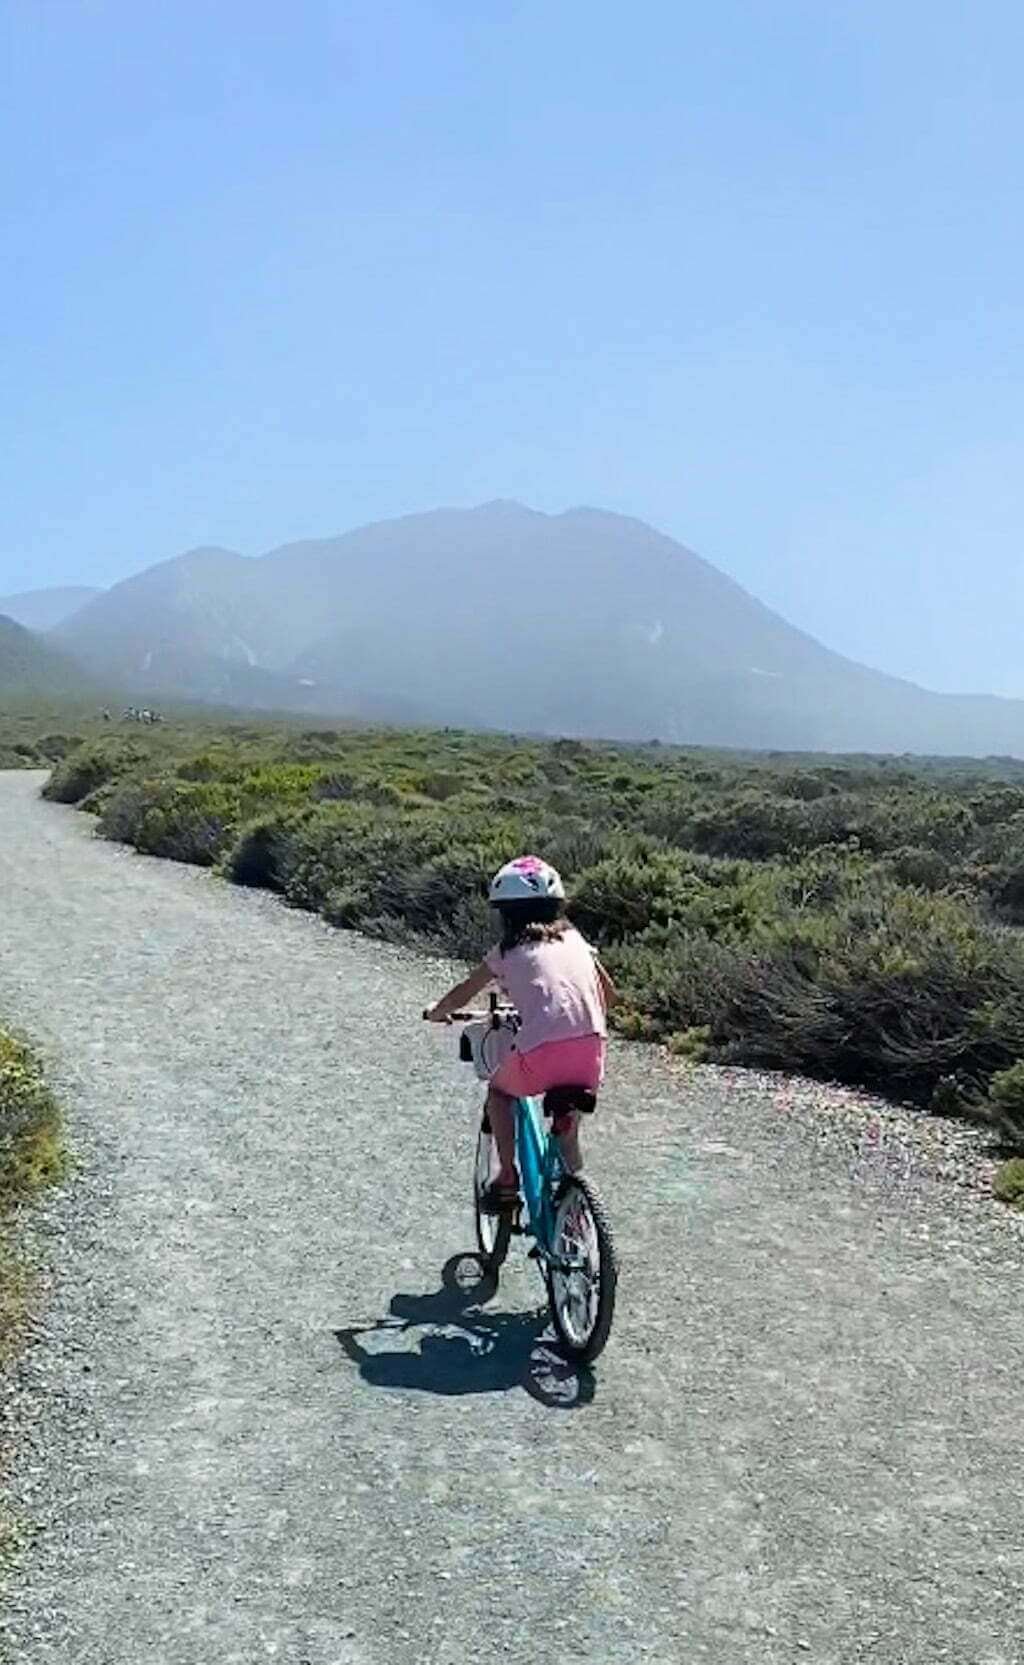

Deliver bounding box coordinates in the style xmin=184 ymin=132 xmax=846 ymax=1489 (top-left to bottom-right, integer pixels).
xmin=480 ymin=1181 xmax=520 ymax=1216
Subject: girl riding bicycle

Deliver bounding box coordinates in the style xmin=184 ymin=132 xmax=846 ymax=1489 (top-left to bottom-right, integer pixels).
xmin=426 ymin=855 xmax=616 ymax=1213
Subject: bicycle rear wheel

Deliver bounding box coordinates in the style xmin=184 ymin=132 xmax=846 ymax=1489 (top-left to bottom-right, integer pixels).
xmin=474 ymin=1116 xmax=512 ymax=1275
xmin=546 ymin=1176 xmax=618 ymax=1364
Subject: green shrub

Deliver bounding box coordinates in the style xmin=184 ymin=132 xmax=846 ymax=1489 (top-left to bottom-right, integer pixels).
xmin=35 ymin=733 xmax=78 ymax=762
xmin=895 ymin=797 xmax=976 ymax=855
xmin=98 ymin=781 xmax=236 ymax=867
xmin=607 ymin=930 xmax=746 ymax=1041
xmin=993 ymin=1157 xmax=1024 ymax=1208
xmin=322 ymin=884 xmax=375 ymax=928
xmin=416 ymin=770 xmax=466 ymax=802
xmin=175 ymin=752 xmax=230 ymax=783
xmin=767 ymin=771 xmax=831 ymax=802
xmin=888 ymin=846 xmax=953 ymax=892
xmin=0 ymin=742 xmax=39 ymax=768
xmin=971 ymin=787 xmax=1024 ymax=826
xmin=608 ymin=883 xmax=1024 ymax=1107
xmin=571 ymin=849 xmax=755 ymax=944
xmin=96 ymin=781 xmax=152 ymax=844
xmin=666 ymin=1026 xmax=712 ymax=1061
xmin=929 ymin=1074 xmax=976 ymax=1119
xmin=987 ymin=1062 xmax=1024 ymax=1150
xmin=310 ymin=771 xmax=361 ymax=802
xmin=986 ymin=859 xmax=1024 ymax=925
xmin=0 ymin=1030 xmax=62 ymax=1200
xmin=719 ymin=890 xmax=1024 ymax=1103
xmin=0 ymin=1028 xmax=64 ymax=1369
xmin=227 ymin=813 xmax=305 ymax=890
xmin=686 ymin=792 xmax=809 ymax=859
xmin=44 ymin=741 xmax=137 ymax=805
xmin=79 ymin=780 xmax=123 ymax=817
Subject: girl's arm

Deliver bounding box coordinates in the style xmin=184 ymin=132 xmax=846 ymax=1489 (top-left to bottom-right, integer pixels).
xmin=425 ymin=961 xmax=495 ymax=1022
xmin=595 ymin=958 xmax=619 ymax=1010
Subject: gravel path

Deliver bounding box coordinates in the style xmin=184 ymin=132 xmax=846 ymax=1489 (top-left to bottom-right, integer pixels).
xmin=1 ymin=770 xmax=1023 ymax=1664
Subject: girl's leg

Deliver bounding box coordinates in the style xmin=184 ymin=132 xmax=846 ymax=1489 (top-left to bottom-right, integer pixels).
xmin=556 ymin=1112 xmax=583 ymax=1175
xmin=485 ymin=1085 xmax=518 ymax=1187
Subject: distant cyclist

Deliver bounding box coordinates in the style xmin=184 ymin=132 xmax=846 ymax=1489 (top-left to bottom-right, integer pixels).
xmin=425 ymin=856 xmax=616 ymax=1213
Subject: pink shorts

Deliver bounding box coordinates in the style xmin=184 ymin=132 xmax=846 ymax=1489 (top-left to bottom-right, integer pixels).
xmin=491 ymin=1034 xmax=606 ymax=1099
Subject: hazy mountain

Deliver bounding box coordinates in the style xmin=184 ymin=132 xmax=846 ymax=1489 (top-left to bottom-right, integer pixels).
xmin=52 ymin=502 xmax=1024 ymax=755
xmin=0 ymin=614 xmax=96 ymax=697
xmin=0 ymin=585 xmax=100 ymax=632
xmin=48 ymin=547 xmax=314 ymax=709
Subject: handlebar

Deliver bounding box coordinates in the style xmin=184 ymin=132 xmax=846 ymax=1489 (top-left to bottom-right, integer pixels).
xmin=422 ymin=1007 xmax=518 ymax=1023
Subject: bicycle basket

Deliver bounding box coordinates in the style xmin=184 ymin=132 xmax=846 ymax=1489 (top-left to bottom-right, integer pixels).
xmin=461 ymin=1019 xmax=516 ymax=1082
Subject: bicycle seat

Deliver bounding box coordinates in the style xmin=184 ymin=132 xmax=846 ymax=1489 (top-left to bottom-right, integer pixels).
xmin=543 ymin=1085 xmax=597 ymax=1118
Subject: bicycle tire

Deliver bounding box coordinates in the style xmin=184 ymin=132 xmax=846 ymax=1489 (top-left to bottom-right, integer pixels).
xmin=546 ymin=1175 xmax=618 ymax=1364
xmin=474 ymin=1119 xmax=512 ymax=1275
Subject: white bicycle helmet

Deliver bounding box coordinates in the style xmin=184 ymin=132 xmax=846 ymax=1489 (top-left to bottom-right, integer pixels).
xmin=488 ymin=855 xmax=566 ymax=904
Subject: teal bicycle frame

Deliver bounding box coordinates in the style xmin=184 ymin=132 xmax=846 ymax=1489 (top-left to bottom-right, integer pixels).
xmin=511 ymin=1093 xmax=574 ymax=1272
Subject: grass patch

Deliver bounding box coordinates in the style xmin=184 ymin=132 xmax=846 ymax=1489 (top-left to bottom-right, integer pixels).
xmin=0 ymin=1030 xmax=65 ymax=1363
xmin=0 ymin=1027 xmax=64 ymax=1578
xmin=0 ymin=696 xmax=107 ymax=770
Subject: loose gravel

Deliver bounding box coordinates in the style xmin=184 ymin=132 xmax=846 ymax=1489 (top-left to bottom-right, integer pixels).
xmin=1 ymin=771 xmax=1023 ymax=1665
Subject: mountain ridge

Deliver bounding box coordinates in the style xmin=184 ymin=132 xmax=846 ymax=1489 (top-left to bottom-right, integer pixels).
xmin=34 ymin=502 xmax=1024 ymax=755
xmin=0 ymin=585 xmax=101 ymax=633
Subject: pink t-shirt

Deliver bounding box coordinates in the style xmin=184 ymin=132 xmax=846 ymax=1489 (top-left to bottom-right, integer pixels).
xmin=485 ymin=928 xmax=607 ymax=1054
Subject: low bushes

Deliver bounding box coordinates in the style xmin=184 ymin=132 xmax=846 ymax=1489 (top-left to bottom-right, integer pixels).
xmin=0 ymin=1026 xmax=63 ymax=1561
xmin=96 ymin=779 xmax=236 ymax=866
xmin=987 ymin=1061 xmax=1024 ymax=1148
xmin=993 ymin=1157 xmax=1024 ymax=1209
xmin=43 ymin=724 xmax=1024 ymax=1143
xmin=571 ymin=848 xmax=748 ymax=943
xmin=718 ymin=890 xmax=1024 ymax=1105
xmin=0 ymin=1029 xmax=64 ymax=1364
xmin=0 ymin=1031 xmax=62 ymax=1199
xmin=43 ymin=741 xmax=140 ymax=805
xmin=228 ymin=813 xmax=303 ymax=891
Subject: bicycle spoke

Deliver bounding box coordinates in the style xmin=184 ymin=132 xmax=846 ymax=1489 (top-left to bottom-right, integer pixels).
xmin=545 ymin=1175 xmax=618 ymax=1363
xmin=552 ymin=1194 xmax=600 ymax=1343
xmin=474 ymin=1123 xmax=511 ymax=1272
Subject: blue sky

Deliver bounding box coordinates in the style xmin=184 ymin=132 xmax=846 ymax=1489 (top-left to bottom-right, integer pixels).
xmin=1 ymin=0 xmax=1021 ymax=692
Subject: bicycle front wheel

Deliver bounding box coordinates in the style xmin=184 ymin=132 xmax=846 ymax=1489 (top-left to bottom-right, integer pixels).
xmin=474 ymin=1117 xmax=512 ymax=1275
xmin=546 ymin=1176 xmax=618 ymax=1364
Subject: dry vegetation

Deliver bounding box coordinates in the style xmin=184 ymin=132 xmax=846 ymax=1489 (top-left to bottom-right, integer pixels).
xmin=0 ymin=1030 xmax=64 ymax=1366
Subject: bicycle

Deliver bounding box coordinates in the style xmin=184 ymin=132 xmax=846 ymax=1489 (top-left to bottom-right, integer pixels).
xmin=430 ymin=997 xmax=619 ymax=1365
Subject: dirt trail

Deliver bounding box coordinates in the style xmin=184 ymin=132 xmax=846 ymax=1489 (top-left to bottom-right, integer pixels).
xmin=1 ymin=771 xmax=1021 ymax=1664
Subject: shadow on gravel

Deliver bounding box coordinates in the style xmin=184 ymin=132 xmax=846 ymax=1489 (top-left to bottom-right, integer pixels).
xmin=334 ymin=1254 xmax=595 ymax=1410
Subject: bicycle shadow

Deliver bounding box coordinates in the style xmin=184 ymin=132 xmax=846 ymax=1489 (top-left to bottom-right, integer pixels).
xmin=334 ymin=1254 xmax=596 ymax=1410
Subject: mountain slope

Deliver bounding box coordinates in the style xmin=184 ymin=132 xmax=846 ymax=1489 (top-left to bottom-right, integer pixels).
xmin=54 ymin=547 xmax=250 ymax=664
xmin=53 ymin=503 xmax=1024 ymax=754
xmin=0 ymin=615 xmax=97 ymax=697
xmin=0 ymin=586 xmax=100 ymax=632
xmin=51 ymin=545 xmax=331 ymax=709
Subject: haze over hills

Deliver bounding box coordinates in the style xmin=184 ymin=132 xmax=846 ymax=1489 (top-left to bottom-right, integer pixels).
xmin=27 ymin=500 xmax=1024 ymax=756
xmin=0 ymin=614 xmax=96 ymax=698
xmin=0 ymin=586 xmax=100 ymax=633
